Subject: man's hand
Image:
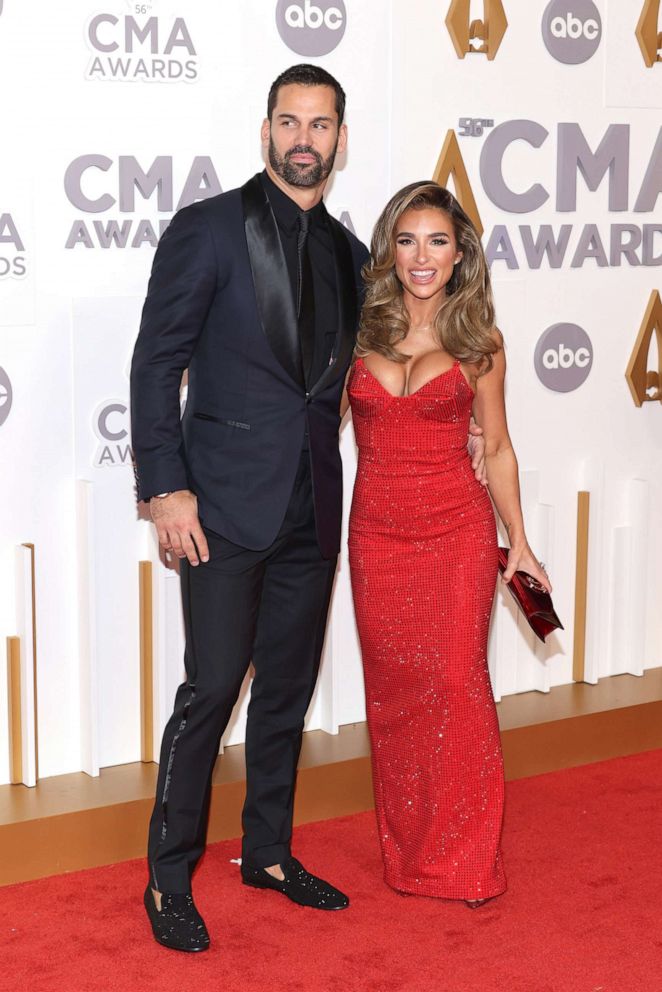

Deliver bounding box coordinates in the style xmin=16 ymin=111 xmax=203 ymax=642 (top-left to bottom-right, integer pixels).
xmin=150 ymin=490 xmax=209 ymax=566
xmin=468 ymin=420 xmax=488 ymax=486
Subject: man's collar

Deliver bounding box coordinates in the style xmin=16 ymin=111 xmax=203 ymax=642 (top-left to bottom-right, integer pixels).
xmin=260 ymin=170 xmax=326 ymax=233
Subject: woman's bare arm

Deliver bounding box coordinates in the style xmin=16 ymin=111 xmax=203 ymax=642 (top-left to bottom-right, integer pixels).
xmin=472 ymin=341 xmax=551 ymax=592
xmin=340 ymin=367 xmax=352 ymax=419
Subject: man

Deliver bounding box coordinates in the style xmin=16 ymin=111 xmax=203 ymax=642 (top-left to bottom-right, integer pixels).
xmin=131 ymin=64 xmax=368 ymax=952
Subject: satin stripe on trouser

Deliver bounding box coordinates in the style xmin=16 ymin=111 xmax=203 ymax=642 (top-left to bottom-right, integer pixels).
xmin=147 ymin=453 xmax=337 ymax=893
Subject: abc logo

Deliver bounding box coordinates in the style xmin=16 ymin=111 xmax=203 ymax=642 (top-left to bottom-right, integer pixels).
xmin=542 ymin=0 xmax=602 ymax=64
xmin=0 ymin=367 xmax=13 ymax=428
xmin=534 ymin=324 xmax=593 ymax=393
xmin=275 ymin=0 xmax=346 ymax=56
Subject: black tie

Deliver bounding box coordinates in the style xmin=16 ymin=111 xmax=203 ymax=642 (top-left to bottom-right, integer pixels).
xmin=297 ymin=211 xmax=315 ymax=387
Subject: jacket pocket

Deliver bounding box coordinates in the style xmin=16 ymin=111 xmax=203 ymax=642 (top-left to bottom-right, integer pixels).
xmin=193 ymin=412 xmax=250 ymax=431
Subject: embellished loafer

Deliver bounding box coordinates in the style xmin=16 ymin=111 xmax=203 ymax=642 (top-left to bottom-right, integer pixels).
xmin=241 ymin=856 xmax=349 ymax=910
xmin=144 ymin=885 xmax=210 ymax=952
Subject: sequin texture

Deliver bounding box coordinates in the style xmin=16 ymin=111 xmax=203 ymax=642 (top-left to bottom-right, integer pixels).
xmin=348 ymin=359 xmax=506 ymax=901
xmin=143 ymin=886 xmax=210 ymax=952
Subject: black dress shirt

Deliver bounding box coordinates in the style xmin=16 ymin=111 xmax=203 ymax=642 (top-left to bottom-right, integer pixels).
xmin=260 ymin=171 xmax=338 ymax=387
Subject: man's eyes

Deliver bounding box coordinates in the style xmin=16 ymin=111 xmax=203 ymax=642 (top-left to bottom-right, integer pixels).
xmin=280 ymin=121 xmax=328 ymax=129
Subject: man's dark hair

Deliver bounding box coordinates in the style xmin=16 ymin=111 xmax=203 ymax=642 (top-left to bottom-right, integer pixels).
xmin=267 ymin=64 xmax=346 ymax=125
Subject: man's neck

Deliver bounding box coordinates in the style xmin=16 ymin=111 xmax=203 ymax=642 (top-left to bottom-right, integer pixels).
xmin=265 ymin=164 xmax=327 ymax=211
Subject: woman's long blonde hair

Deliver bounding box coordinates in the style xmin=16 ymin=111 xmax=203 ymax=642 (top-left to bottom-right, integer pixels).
xmin=356 ymin=182 xmax=500 ymax=371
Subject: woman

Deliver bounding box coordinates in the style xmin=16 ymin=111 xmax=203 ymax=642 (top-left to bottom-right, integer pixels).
xmin=344 ymin=182 xmax=550 ymax=907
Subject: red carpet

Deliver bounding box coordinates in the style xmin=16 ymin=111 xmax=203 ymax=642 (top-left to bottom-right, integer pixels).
xmin=2 ymin=750 xmax=661 ymax=992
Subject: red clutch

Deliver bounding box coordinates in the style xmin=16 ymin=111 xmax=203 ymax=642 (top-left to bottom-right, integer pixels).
xmin=497 ymin=547 xmax=564 ymax=643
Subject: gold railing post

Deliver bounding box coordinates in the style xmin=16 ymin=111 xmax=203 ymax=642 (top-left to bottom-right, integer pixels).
xmin=7 ymin=637 xmax=22 ymax=784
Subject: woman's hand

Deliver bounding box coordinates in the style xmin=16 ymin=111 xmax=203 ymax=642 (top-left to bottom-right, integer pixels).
xmin=467 ymin=419 xmax=488 ymax=486
xmin=502 ymin=543 xmax=552 ymax=594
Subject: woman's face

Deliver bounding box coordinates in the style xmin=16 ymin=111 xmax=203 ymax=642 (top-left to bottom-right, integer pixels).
xmin=394 ymin=207 xmax=462 ymax=304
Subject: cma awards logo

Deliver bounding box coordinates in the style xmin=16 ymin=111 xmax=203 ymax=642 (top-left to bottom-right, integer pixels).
xmin=93 ymin=399 xmax=132 ymax=467
xmin=0 ymin=368 xmax=12 ymax=429
xmin=0 ymin=212 xmax=27 ymax=279
xmin=275 ymin=0 xmax=346 ymax=56
xmin=63 ymin=155 xmax=222 ymax=249
xmin=542 ymin=1 xmax=602 ymax=65
xmin=435 ymin=120 xmax=662 ymax=271
xmin=85 ymin=1 xmax=198 ymax=82
xmin=92 ymin=386 xmax=187 ymax=466
xmin=534 ymin=324 xmax=593 ymax=392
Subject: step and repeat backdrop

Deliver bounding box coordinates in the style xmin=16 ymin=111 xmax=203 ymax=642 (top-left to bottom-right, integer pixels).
xmin=0 ymin=0 xmax=660 ymax=783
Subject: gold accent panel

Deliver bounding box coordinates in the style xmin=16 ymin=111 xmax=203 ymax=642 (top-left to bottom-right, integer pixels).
xmin=139 ymin=561 xmax=154 ymax=763
xmin=573 ymin=492 xmax=590 ymax=684
xmin=446 ymin=0 xmax=508 ymax=61
xmin=7 ymin=638 xmax=22 ymax=785
xmin=432 ymin=130 xmax=484 ymax=237
xmin=636 ymin=0 xmax=662 ymax=67
xmin=21 ymin=543 xmax=39 ymax=780
xmin=626 ymin=290 xmax=662 ymax=406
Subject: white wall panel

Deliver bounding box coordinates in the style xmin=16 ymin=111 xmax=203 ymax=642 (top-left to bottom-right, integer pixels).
xmin=15 ymin=545 xmax=37 ymax=788
xmin=76 ymin=480 xmax=100 ymax=777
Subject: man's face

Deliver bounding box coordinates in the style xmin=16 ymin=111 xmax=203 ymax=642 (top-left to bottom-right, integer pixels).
xmin=262 ymin=83 xmax=347 ymax=189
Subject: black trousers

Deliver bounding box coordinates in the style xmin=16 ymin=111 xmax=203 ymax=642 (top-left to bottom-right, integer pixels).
xmin=147 ymin=455 xmax=337 ymax=893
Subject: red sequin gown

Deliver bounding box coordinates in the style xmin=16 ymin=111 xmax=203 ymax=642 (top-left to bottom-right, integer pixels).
xmin=348 ymin=357 xmax=506 ymax=901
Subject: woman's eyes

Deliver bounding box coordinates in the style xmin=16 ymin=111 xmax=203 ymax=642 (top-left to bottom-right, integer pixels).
xmin=396 ymin=238 xmax=449 ymax=246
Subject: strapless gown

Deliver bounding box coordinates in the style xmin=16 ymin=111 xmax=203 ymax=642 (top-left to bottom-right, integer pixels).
xmin=348 ymin=357 xmax=506 ymax=900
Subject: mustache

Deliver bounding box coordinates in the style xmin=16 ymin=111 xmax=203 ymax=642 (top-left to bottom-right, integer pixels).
xmin=285 ymin=145 xmax=323 ymax=163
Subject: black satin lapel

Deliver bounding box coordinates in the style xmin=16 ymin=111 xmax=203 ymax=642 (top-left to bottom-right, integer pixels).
xmin=242 ymin=175 xmax=303 ymax=387
xmin=310 ymin=217 xmax=358 ymax=397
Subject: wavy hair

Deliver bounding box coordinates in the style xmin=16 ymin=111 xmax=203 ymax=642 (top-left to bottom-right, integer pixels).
xmin=356 ymin=182 xmax=500 ymax=371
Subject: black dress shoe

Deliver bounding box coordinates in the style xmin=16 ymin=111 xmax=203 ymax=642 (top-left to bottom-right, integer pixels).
xmin=143 ymin=885 xmax=210 ymax=952
xmin=241 ymin=856 xmax=349 ymax=910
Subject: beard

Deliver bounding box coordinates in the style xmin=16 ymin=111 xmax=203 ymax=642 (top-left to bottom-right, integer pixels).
xmin=268 ymin=137 xmax=338 ymax=188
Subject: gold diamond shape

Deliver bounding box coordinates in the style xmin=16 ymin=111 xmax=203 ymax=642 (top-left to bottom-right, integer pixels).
xmin=626 ymin=290 xmax=662 ymax=406
xmin=445 ymin=0 xmax=508 ymax=61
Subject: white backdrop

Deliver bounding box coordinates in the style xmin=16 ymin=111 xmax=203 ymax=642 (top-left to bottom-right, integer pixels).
xmin=0 ymin=0 xmax=660 ymax=783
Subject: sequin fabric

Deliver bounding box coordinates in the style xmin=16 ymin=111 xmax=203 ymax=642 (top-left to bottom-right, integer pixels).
xmin=241 ymin=857 xmax=349 ymax=909
xmin=348 ymin=358 xmax=506 ymax=901
xmin=143 ymin=886 xmax=210 ymax=951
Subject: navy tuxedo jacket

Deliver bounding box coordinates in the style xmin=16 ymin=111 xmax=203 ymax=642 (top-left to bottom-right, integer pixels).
xmin=130 ymin=174 xmax=369 ymax=558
